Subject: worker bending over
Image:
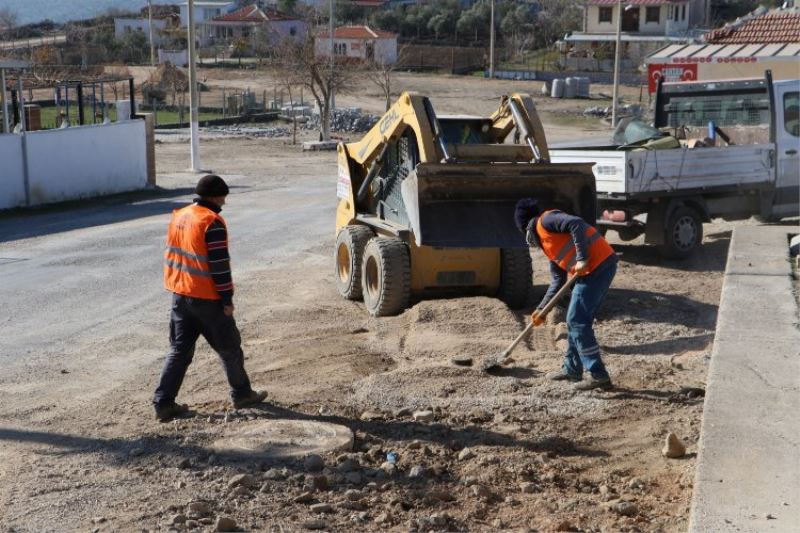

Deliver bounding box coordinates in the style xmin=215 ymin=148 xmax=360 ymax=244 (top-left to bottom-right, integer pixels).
xmin=514 ymin=198 xmax=617 ymax=391
xmin=153 ymin=175 xmax=266 ymax=422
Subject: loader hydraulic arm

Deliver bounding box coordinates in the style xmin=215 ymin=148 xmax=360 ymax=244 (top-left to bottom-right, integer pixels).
xmin=489 ymin=94 xmax=550 ymax=163
xmin=344 ymin=92 xmax=443 ymax=204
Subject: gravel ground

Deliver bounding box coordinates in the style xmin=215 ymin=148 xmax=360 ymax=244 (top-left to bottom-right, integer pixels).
xmin=0 ymin=71 xmax=741 ymax=532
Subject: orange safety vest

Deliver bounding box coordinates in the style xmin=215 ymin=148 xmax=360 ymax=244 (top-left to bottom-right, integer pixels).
xmin=163 ymin=204 xmax=228 ymax=300
xmin=536 ymin=210 xmax=614 ymax=275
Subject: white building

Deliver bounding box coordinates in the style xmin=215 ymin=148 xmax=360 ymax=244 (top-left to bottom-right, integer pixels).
xmin=315 ymin=25 xmax=398 ymax=64
xmin=114 ymin=17 xmax=169 ymax=45
xmin=179 ymin=0 xmax=237 ymax=26
xmin=205 ymin=5 xmax=307 ymax=48
xmin=563 ymin=0 xmax=710 ymax=71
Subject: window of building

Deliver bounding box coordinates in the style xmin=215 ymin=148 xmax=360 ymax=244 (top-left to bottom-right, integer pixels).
xmin=646 ymin=6 xmax=660 ymax=23
xmin=681 ymin=5 xmax=686 ymax=20
xmin=289 ymin=27 xmax=297 ymax=36
xmin=599 ymin=7 xmax=613 ymax=23
xmin=675 ymin=5 xmax=680 ymax=21
xmin=785 ymin=91 xmax=799 ymax=137
xmin=334 ymin=42 xmax=347 ymax=56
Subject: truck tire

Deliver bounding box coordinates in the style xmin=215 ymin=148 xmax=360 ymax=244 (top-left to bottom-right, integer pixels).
xmin=335 ymin=225 xmax=374 ymax=300
xmin=658 ymin=206 xmax=703 ymax=259
xmin=497 ymin=248 xmax=533 ymax=309
xmin=361 ymin=237 xmax=411 ymax=317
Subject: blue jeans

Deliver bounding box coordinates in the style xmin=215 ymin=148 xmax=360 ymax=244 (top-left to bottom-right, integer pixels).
xmin=153 ymin=294 xmax=253 ymax=406
xmin=563 ymin=258 xmax=616 ymax=380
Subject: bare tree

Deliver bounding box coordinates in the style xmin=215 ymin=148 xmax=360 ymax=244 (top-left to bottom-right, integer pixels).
xmin=0 ymin=7 xmax=18 ymax=34
xmin=364 ymin=45 xmax=407 ymax=112
xmin=272 ymin=35 xmax=355 ymax=141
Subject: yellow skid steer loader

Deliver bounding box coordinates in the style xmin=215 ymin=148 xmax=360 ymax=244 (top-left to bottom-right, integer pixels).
xmin=334 ymin=92 xmax=596 ymax=316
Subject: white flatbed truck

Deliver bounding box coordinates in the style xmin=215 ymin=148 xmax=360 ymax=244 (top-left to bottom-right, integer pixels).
xmin=550 ymin=73 xmax=799 ymax=257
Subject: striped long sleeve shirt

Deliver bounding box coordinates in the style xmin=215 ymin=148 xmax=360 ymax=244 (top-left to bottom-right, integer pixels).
xmin=197 ymin=200 xmax=234 ymax=305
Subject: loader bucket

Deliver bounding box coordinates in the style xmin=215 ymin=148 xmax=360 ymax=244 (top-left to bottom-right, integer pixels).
xmin=401 ymin=162 xmax=597 ymax=248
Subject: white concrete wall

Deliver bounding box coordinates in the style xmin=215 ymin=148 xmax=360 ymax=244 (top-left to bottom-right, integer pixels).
xmin=0 ymin=134 xmax=26 ymax=209
xmin=0 ymin=121 xmax=148 ymax=209
xmin=114 ymin=18 xmax=167 ymax=44
xmin=159 ymin=49 xmax=188 ymax=67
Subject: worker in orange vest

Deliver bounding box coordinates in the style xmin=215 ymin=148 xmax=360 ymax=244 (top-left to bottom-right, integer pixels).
xmin=514 ymin=198 xmax=617 ymax=391
xmin=153 ymin=175 xmax=266 ymax=422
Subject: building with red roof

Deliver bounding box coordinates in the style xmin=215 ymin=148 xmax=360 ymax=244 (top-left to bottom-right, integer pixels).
xmin=197 ymin=4 xmax=307 ymax=49
xmin=315 ymin=25 xmax=398 ymax=64
xmin=645 ymin=6 xmax=800 ymax=89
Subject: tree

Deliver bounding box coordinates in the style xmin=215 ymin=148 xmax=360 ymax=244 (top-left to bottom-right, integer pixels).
xmin=277 ymin=0 xmax=298 ymax=15
xmin=0 ymin=7 xmax=17 ymax=34
xmin=273 ymin=36 xmax=355 ymax=141
xmin=364 ymin=45 xmax=407 ymax=112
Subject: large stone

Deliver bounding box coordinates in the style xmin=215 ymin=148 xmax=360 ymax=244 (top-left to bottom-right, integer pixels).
xmin=413 ymin=410 xmax=434 ymax=422
xmin=215 ymin=516 xmax=237 ymax=532
xmin=304 ymin=454 xmax=325 ymax=472
xmin=662 ymin=433 xmax=686 ymax=458
xmin=227 ymin=474 xmax=256 ymax=489
xmin=310 ymin=503 xmax=333 ymax=514
xmin=458 ymin=448 xmax=476 ymax=461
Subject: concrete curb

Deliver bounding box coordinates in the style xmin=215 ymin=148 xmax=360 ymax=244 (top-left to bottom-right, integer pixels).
xmin=689 ymin=225 xmax=800 ymax=532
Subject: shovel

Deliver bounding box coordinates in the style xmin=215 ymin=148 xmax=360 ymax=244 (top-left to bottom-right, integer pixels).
xmin=481 ymin=274 xmax=579 ymax=371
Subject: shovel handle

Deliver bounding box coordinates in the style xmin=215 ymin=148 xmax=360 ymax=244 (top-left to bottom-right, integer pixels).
xmin=536 ymin=274 xmax=579 ymax=319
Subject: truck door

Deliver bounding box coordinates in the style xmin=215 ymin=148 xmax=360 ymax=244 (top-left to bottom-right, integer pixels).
xmin=774 ymin=83 xmax=800 ymax=217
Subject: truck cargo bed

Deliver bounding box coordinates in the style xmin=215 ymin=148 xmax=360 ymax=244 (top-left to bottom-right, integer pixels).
xmin=550 ymin=144 xmax=775 ymax=197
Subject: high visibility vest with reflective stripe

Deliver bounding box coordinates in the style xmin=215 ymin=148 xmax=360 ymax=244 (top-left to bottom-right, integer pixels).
xmin=164 ymin=204 xmax=226 ymax=300
xmin=536 ymin=210 xmax=615 ymax=274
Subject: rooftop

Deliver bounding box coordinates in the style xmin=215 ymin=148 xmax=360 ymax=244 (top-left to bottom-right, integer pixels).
xmin=587 ymin=0 xmax=684 ymax=5
xmin=212 ymin=5 xmax=294 ymax=23
xmin=706 ymin=7 xmax=800 ymax=44
xmin=318 ymin=25 xmax=396 ymax=40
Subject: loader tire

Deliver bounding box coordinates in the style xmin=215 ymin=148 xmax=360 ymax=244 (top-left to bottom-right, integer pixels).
xmin=361 ymin=237 xmax=411 ymax=317
xmin=335 ymin=225 xmax=374 ymax=300
xmin=498 ymin=248 xmax=533 ymax=309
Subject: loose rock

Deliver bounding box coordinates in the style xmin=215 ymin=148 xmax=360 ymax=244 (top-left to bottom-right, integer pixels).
xmin=302 ymin=519 xmax=328 ymax=530
xmin=614 ymin=501 xmax=639 ymax=516
xmin=662 ymin=433 xmax=687 ymax=458
xmin=304 ymin=454 xmax=325 ymax=472
xmin=187 ymin=502 xmax=210 ymax=515
xmin=227 ymin=473 xmax=256 ymax=489
xmin=310 ymin=503 xmax=333 ymax=514
xmin=458 ymin=447 xmax=476 ymax=461
xmin=408 ymin=465 xmax=426 ymax=478
xmin=413 ymin=410 xmax=434 ymax=422
xmin=520 ymin=482 xmax=537 ymax=494
xmin=215 ymin=516 xmax=237 ymax=532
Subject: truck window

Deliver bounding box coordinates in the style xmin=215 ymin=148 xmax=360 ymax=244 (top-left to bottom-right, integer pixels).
xmin=784 ymin=91 xmax=799 ymax=137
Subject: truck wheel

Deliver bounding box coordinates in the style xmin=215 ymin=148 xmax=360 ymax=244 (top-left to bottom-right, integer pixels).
xmin=658 ymin=206 xmax=703 ymax=259
xmin=497 ymin=248 xmax=533 ymax=309
xmin=335 ymin=225 xmax=374 ymax=300
xmin=361 ymin=237 xmax=411 ymax=317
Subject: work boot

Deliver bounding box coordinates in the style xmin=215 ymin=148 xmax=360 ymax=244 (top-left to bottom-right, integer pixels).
xmin=546 ymin=369 xmax=581 ymax=382
xmin=233 ymin=390 xmax=268 ymax=409
xmin=155 ymin=402 xmax=190 ymax=423
xmin=573 ymin=375 xmax=613 ymax=391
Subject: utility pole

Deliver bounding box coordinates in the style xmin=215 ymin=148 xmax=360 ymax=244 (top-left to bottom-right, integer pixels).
xmin=611 ymin=0 xmax=623 ymax=128
xmin=187 ymin=0 xmax=201 ymax=171
xmin=148 ymin=0 xmax=156 ymax=67
xmin=328 ymin=0 xmax=335 ymax=141
xmin=489 ymin=0 xmax=495 ymax=78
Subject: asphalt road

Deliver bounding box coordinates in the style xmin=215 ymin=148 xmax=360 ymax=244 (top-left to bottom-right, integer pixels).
xmin=0 ymin=151 xmax=335 ymax=424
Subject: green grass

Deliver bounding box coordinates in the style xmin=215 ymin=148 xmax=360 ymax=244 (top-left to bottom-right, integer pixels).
xmin=2 ymin=107 xmax=224 ymax=130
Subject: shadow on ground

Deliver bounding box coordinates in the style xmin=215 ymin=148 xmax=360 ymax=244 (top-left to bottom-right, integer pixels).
xmin=0 ymin=185 xmax=249 ymax=243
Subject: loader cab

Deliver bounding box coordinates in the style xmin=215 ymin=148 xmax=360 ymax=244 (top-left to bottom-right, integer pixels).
xmin=438 ymin=116 xmax=494 ymax=145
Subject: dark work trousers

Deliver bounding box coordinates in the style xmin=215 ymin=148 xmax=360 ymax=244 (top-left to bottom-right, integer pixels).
xmin=153 ymin=294 xmax=253 ymax=407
